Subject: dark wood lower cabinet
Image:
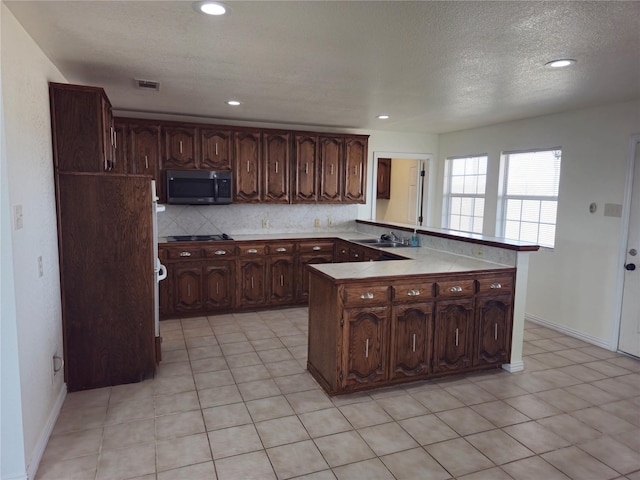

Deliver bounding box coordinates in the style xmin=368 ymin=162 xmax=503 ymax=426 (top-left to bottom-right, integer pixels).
xmin=391 ymin=303 xmax=433 ymax=379
xmin=307 ymin=269 xmax=515 ymax=395
xmin=174 ymin=265 xmax=203 ymax=313
xmin=238 ymin=257 xmax=266 ymax=307
xmin=204 ymin=262 xmax=234 ymax=310
xmin=475 ymin=295 xmax=512 ymax=366
xmin=343 ymin=307 xmax=388 ymax=388
xmin=433 ymin=298 xmax=475 ymax=373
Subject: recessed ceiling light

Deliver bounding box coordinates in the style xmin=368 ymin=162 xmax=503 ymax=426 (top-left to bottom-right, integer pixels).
xmin=545 ymin=59 xmax=576 ymax=68
xmin=193 ymin=1 xmax=227 ymax=15
xmin=227 ymin=100 xmax=241 ymax=106
xmin=377 ymin=115 xmax=390 ymax=120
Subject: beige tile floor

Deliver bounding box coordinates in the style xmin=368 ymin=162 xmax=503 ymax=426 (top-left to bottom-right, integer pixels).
xmin=36 ymin=307 xmax=640 ymax=480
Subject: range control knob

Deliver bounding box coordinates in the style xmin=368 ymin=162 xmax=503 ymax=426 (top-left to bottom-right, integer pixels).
xmin=625 ymin=263 xmax=636 ymax=271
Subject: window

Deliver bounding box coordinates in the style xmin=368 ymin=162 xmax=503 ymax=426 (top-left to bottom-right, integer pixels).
xmin=443 ymin=155 xmax=487 ymax=234
xmin=500 ymin=148 xmax=561 ymax=248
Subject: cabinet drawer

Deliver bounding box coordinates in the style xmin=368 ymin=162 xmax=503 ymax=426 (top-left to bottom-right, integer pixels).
xmin=436 ymin=279 xmax=475 ymax=298
xmin=477 ymin=274 xmax=514 ymax=295
xmin=267 ymin=242 xmax=295 ymax=255
xmin=204 ymin=245 xmax=236 ymax=257
xmin=238 ymin=244 xmax=266 ymax=256
xmin=342 ymin=285 xmax=389 ymax=306
xmin=393 ymin=283 xmax=435 ymax=302
xmin=165 ymin=246 xmax=204 ymax=259
xmin=298 ymin=241 xmax=334 ymax=254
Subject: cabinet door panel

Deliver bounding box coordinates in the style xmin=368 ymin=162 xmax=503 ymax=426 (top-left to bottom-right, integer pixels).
xmin=294 ymin=134 xmax=318 ymax=203
xmin=238 ymin=258 xmax=266 ymax=306
xmin=475 ymin=295 xmax=512 ymax=366
xmin=319 ymin=136 xmax=343 ymax=203
xmin=268 ymin=256 xmax=295 ymax=304
xmin=343 ymin=307 xmax=388 ymax=387
xmin=234 ymin=131 xmax=262 ymax=202
xmin=391 ymin=303 xmax=433 ymax=378
xmin=204 ymin=262 xmax=234 ymax=310
xmin=343 ymin=136 xmax=367 ymax=203
xmin=433 ymin=298 xmax=474 ymax=373
xmin=163 ymin=127 xmax=197 ymax=169
xmin=200 ymin=128 xmax=232 ymax=170
xmin=129 ymin=124 xmax=160 ymax=176
xmin=174 ymin=266 xmax=202 ymax=313
xmin=263 ymin=132 xmax=290 ymax=203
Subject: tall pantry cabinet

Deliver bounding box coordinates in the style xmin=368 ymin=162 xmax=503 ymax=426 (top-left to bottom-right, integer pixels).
xmin=50 ymin=82 xmax=156 ymax=391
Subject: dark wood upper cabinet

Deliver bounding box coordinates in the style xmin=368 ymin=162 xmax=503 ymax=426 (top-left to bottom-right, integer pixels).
xmin=200 ymin=127 xmax=232 ymax=170
xmin=234 ymin=130 xmax=262 ymax=202
xmin=49 ymin=82 xmax=117 ymax=173
xmin=293 ymin=134 xmax=318 ymax=203
xmin=163 ymin=126 xmax=197 ymax=169
xmin=344 ymin=136 xmax=368 ymax=203
xmin=129 ymin=123 xmax=161 ymax=176
xmin=377 ymin=157 xmax=392 ymax=200
xmin=263 ymin=132 xmax=291 ymax=203
xmin=319 ymin=136 xmax=343 ymax=203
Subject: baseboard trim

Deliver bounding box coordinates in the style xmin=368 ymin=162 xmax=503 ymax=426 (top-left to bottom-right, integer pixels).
xmin=26 ymin=384 xmax=67 ymax=480
xmin=502 ymin=361 xmax=524 ymax=373
xmin=525 ymin=313 xmax=614 ymax=350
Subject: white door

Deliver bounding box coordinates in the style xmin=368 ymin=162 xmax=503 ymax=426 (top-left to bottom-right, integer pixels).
xmin=619 ymin=138 xmax=640 ymax=357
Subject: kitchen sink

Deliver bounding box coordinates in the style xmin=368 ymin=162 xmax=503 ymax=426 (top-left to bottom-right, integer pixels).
xmin=349 ymin=238 xmax=411 ymax=248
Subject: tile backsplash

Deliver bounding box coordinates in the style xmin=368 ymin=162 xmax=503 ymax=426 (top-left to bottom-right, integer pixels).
xmin=158 ymin=203 xmax=359 ymax=237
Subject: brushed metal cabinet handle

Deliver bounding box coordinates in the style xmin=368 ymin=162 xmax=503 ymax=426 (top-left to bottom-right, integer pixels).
xmin=365 ymin=339 xmax=369 ymax=358
xmin=407 ymin=289 xmax=421 ymax=296
xmin=360 ymin=292 xmax=374 ymax=300
xmin=312 ymin=246 xmax=321 ymax=251
xmin=455 ymin=328 xmax=459 ymax=347
xmin=490 ymin=283 xmax=502 ymax=289
xmin=247 ymin=248 xmax=258 ymax=254
xmin=276 ymin=247 xmax=287 ymax=252
xmin=449 ymin=286 xmax=463 ymax=293
xmin=179 ymin=251 xmax=192 ymax=257
xmin=214 ymin=250 xmax=227 ymax=255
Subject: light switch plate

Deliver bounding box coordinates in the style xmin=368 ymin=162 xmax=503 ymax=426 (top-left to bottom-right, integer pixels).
xmin=13 ymin=204 xmax=23 ymax=230
xmin=604 ymin=203 xmax=622 ymax=218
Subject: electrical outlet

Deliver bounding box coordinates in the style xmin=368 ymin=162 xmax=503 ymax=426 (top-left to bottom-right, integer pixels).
xmin=262 ymin=218 xmax=270 ymax=229
xmin=327 ymin=217 xmax=334 ymax=228
xmin=38 ymin=256 xmax=43 ymax=277
xmin=314 ymin=218 xmax=321 ymax=227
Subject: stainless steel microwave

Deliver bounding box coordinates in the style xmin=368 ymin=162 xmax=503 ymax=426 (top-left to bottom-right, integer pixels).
xmin=166 ymin=170 xmax=233 ymax=205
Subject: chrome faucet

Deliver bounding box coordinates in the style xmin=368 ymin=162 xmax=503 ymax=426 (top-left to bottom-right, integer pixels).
xmin=390 ymin=231 xmax=401 ymax=242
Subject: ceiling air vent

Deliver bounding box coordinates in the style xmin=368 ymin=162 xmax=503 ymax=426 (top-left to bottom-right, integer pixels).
xmin=134 ymin=79 xmax=160 ymax=91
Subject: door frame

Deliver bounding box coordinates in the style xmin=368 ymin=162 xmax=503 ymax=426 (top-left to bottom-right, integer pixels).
xmin=371 ymin=151 xmax=434 ymax=226
xmin=612 ymin=133 xmax=640 ymax=353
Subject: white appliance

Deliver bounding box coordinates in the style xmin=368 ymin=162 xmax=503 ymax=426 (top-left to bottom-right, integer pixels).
xmin=152 ymin=181 xmax=167 ymax=337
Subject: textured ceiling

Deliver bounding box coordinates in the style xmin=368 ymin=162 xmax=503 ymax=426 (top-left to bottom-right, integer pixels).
xmin=6 ymin=1 xmax=640 ymax=133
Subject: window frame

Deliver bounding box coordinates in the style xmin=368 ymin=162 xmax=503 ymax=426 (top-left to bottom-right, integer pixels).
xmin=442 ymin=154 xmax=488 ymax=234
xmin=497 ymin=147 xmax=562 ymax=249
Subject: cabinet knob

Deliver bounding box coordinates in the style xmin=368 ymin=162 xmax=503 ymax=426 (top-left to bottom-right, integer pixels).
xmin=360 ymin=292 xmax=374 ymax=300
xmin=449 ymin=286 xmax=463 ymax=293
xmin=179 ymin=251 xmax=192 ymax=257
xmin=407 ymin=289 xmax=421 ymax=296
xmin=490 ymin=283 xmax=502 ymax=289
xmin=214 ymin=250 xmax=227 ymax=255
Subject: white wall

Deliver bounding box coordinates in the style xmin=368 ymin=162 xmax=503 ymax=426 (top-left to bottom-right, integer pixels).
xmin=1 ymin=4 xmax=67 ymax=477
xmin=439 ymin=100 xmax=640 ymax=347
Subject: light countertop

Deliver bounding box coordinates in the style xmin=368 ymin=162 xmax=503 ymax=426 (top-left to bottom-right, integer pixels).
xmin=160 ymin=231 xmax=512 ymax=280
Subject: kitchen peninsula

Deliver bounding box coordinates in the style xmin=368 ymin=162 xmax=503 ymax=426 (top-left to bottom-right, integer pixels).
xmin=159 ymin=221 xmax=538 ymax=395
